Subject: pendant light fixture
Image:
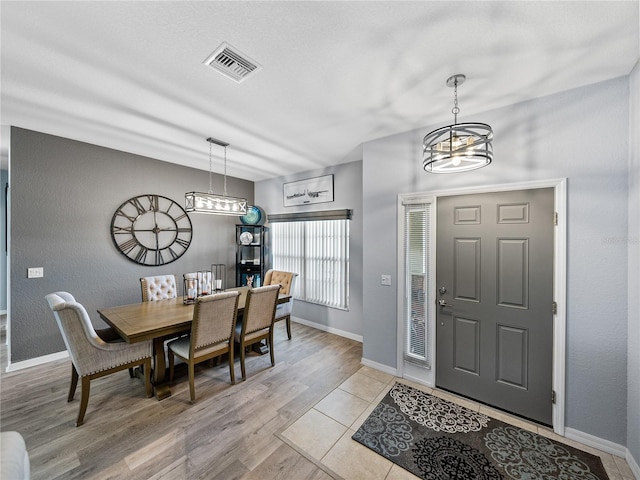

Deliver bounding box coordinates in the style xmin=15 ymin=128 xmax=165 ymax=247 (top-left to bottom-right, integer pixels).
xmin=423 ymin=74 xmax=493 ymax=173
xmin=185 ymin=137 xmax=248 ymax=215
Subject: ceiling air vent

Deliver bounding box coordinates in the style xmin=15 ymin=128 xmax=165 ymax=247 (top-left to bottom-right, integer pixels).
xmin=203 ymin=42 xmax=262 ymax=83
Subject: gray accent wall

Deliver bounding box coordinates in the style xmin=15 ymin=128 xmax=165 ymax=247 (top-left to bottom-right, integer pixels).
xmin=254 ymin=160 xmax=363 ymax=338
xmin=1 ymin=168 xmax=7 ymax=312
xmin=8 ymin=127 xmax=254 ymax=363
xmin=362 ymin=77 xmax=630 ymax=446
xmin=628 ymin=61 xmax=640 ymax=470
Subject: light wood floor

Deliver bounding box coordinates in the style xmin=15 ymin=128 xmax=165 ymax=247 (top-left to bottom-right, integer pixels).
xmin=0 ymin=316 xmax=363 ymax=479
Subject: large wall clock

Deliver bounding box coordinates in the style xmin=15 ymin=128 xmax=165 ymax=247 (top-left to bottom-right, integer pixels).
xmin=110 ymin=194 xmax=193 ymax=266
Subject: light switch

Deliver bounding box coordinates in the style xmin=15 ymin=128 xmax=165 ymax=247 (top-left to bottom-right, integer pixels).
xmin=27 ymin=267 xmax=43 ymax=278
xmin=381 ymin=274 xmax=392 ymax=286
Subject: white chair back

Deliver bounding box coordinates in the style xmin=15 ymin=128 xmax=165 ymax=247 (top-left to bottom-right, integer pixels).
xmin=140 ymin=275 xmax=177 ymax=302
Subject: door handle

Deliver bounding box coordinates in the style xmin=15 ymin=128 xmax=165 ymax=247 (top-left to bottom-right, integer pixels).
xmin=438 ymin=299 xmax=453 ymax=307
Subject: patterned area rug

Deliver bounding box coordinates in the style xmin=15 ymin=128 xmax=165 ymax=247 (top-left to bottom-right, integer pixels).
xmin=352 ymin=383 xmax=609 ymax=480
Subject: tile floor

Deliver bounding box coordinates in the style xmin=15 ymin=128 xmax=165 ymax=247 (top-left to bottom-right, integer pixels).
xmin=279 ymin=366 xmax=636 ymax=480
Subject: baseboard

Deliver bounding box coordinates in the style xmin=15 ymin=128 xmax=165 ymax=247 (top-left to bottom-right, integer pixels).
xmin=5 ymin=350 xmax=68 ymax=373
xmin=401 ymin=372 xmax=435 ymax=389
xmin=9 ymin=319 xmax=362 ymax=371
xmin=291 ymin=316 xmax=363 ymax=343
xmin=627 ymin=450 xmax=640 ymax=479
xmin=564 ymin=427 xmax=627 ymax=458
xmin=358 ymin=359 xmax=441 ymax=388
xmin=360 ymin=357 xmax=397 ymax=376
xmin=557 ymin=429 xmax=640 ymax=479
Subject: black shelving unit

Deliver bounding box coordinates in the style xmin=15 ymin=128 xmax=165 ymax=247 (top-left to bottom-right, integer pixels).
xmin=235 ymin=225 xmax=270 ymax=287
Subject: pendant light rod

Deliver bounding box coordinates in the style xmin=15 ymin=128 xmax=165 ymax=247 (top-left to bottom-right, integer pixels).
xmin=185 ymin=137 xmax=247 ymax=216
xmin=223 ymin=143 xmax=228 ymax=196
xmin=206 ymin=137 xmax=231 ymax=195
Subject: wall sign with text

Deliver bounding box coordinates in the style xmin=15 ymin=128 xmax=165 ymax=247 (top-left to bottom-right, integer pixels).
xmin=283 ymin=174 xmax=334 ymax=207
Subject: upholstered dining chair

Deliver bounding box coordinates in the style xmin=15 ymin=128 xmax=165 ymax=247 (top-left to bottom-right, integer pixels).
xmin=263 ymin=270 xmax=298 ymax=339
xmin=167 ymin=291 xmax=240 ymax=402
xmin=234 ymin=284 xmax=280 ymax=381
xmin=140 ymin=274 xmax=178 ymax=302
xmin=56 ymin=292 xmax=137 ymax=377
xmin=45 ymin=292 xmax=153 ymax=426
xmin=139 ymin=274 xmax=183 ymax=367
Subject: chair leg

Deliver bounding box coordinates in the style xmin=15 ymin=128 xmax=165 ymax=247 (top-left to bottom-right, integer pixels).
xmin=68 ymin=364 xmax=79 ymax=402
xmin=168 ymin=350 xmax=175 ymax=383
xmin=143 ymin=358 xmax=153 ymax=398
xmin=240 ymin=342 xmax=247 ymax=381
xmin=228 ymin=344 xmax=235 ymax=385
xmin=286 ymin=315 xmax=292 ymax=340
xmin=188 ymin=362 xmax=196 ymax=403
xmin=269 ymin=328 xmax=275 ymax=367
xmin=76 ymin=376 xmax=90 ymax=427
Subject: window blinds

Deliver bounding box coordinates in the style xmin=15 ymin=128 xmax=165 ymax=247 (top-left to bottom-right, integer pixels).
xmin=271 ymin=219 xmax=349 ymax=309
xmin=404 ymin=203 xmax=431 ymax=367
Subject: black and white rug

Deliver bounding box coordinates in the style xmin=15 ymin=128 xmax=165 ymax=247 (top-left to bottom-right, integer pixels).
xmin=352 ymin=383 xmax=609 ymax=480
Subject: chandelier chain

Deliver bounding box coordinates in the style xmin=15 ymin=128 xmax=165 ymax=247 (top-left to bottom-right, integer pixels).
xmin=452 ymin=79 xmax=460 ymax=124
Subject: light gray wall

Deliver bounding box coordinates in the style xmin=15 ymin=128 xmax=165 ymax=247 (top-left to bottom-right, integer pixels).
xmin=1 ymin=168 xmax=7 ymax=312
xmin=628 ymin=61 xmax=640 ymax=470
xmin=9 ymin=127 xmax=254 ymax=363
xmin=255 ymin=159 xmax=363 ymax=338
xmin=362 ymin=77 xmax=630 ymax=445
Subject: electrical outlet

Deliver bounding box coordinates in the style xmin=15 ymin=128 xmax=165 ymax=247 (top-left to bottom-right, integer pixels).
xmin=27 ymin=267 xmax=43 ymax=278
xmin=381 ymin=274 xmax=392 ymax=286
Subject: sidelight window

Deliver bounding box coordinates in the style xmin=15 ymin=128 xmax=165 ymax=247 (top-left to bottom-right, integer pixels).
xmin=403 ymin=202 xmax=433 ymax=367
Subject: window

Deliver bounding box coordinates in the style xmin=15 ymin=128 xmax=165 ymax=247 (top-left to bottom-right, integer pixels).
xmin=270 ymin=210 xmax=350 ymax=309
xmin=403 ymin=202 xmax=433 ymax=367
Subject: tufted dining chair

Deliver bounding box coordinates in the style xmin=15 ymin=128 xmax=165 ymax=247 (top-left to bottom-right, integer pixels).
xmin=140 ymin=274 xmax=178 ymax=302
xmin=168 ymin=291 xmax=239 ymax=402
xmin=45 ymin=292 xmax=153 ymax=426
xmin=263 ymin=270 xmax=298 ymax=339
xmin=53 ymin=292 xmax=136 ymax=377
xmin=139 ymin=274 xmax=183 ymax=370
xmin=234 ymin=284 xmax=280 ymax=381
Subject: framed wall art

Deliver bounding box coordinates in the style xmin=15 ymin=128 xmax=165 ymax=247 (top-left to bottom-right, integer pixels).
xmin=283 ymin=174 xmax=334 ymax=207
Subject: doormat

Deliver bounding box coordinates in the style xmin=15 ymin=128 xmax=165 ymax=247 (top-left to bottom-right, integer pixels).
xmin=352 ymin=383 xmax=609 ymax=480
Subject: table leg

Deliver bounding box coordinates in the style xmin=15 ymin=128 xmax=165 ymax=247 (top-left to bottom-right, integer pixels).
xmin=252 ymin=342 xmax=269 ymax=355
xmin=152 ymin=337 xmax=172 ymax=400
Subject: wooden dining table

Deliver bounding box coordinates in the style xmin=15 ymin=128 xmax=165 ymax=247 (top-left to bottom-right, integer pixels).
xmin=97 ymin=287 xmax=290 ymax=400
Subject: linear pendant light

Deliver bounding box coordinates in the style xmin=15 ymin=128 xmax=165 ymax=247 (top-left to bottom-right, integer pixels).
xmin=185 ymin=137 xmax=248 ymax=216
xmin=423 ymin=74 xmax=493 ymax=173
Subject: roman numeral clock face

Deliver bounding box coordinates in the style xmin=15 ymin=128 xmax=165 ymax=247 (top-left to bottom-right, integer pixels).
xmin=110 ymin=194 xmax=193 ymax=266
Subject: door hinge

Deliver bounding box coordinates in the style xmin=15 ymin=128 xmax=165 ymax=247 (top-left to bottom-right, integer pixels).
xmin=552 ymin=390 xmax=556 ymax=404
xmin=552 ymin=301 xmax=557 ymax=314
xmin=554 ymin=212 xmax=558 ymax=226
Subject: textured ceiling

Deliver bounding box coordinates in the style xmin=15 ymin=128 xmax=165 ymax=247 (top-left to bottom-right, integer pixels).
xmin=1 ymin=1 xmax=638 ymax=180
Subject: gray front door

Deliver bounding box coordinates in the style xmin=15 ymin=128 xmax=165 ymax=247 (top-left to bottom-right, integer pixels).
xmin=436 ymin=188 xmax=554 ymax=425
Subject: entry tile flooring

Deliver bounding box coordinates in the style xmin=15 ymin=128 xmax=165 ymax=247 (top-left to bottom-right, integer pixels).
xmin=278 ymin=366 xmax=636 ymax=480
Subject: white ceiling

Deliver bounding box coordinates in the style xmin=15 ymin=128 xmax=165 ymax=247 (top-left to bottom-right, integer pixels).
xmin=1 ymin=1 xmax=638 ymax=181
